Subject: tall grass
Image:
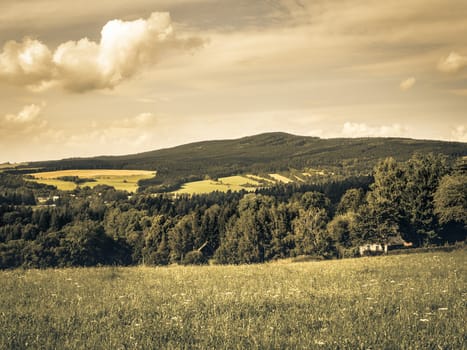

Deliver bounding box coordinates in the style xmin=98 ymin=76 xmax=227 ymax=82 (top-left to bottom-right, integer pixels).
xmin=1 ymin=251 xmax=465 ymax=349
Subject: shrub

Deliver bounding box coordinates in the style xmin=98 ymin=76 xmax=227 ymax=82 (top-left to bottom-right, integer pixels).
xmin=182 ymin=250 xmax=207 ymax=265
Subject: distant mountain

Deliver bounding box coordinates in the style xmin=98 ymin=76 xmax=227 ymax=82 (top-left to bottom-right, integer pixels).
xmin=28 ymin=132 xmax=467 ymax=190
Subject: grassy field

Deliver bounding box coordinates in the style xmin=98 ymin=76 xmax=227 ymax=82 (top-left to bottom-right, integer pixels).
xmin=269 ymin=173 xmax=294 ymax=183
xmin=173 ymin=174 xmax=294 ymax=194
xmin=27 ymin=169 xmax=156 ymax=192
xmin=1 ymin=251 xmax=465 ymax=349
xmin=0 ymin=162 xmax=26 ymax=169
xmin=174 ymin=175 xmax=262 ymax=194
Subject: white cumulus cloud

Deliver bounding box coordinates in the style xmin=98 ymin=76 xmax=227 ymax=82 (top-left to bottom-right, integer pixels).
xmin=399 ymin=77 xmax=416 ymax=91
xmin=0 ymin=12 xmax=204 ymax=92
xmin=0 ymin=38 xmax=54 ymax=88
xmin=341 ymin=122 xmax=409 ymax=138
xmin=437 ymin=52 xmax=467 ymax=73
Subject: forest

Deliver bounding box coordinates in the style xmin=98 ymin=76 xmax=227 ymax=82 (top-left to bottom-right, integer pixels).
xmin=27 ymin=132 xmax=467 ymax=191
xmin=0 ymin=153 xmax=465 ymax=268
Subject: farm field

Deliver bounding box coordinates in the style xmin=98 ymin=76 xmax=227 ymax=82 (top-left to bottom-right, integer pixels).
xmin=0 ymin=162 xmax=27 ymax=170
xmin=269 ymin=173 xmax=294 ymax=183
xmin=174 ymin=176 xmax=258 ymax=194
xmin=27 ymin=169 xmax=156 ymax=192
xmin=1 ymin=251 xmax=465 ymax=349
xmin=173 ymin=175 xmax=260 ymax=194
xmin=174 ymin=174 xmax=291 ymax=194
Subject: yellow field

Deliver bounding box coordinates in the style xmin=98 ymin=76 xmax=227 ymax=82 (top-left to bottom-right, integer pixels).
xmin=269 ymin=173 xmax=293 ymax=183
xmin=218 ymin=175 xmax=261 ymax=186
xmin=0 ymin=163 xmax=28 ymax=172
xmin=174 ymin=173 xmax=308 ymax=194
xmin=174 ymin=175 xmax=261 ymax=194
xmin=28 ymin=169 xmax=156 ymax=192
xmin=245 ymin=174 xmax=275 ymax=183
xmin=293 ymin=175 xmax=305 ymax=182
xmin=29 ymin=179 xmax=77 ymax=191
xmin=30 ymin=169 xmax=154 ymax=179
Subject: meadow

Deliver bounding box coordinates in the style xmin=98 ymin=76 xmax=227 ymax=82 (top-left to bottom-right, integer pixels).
xmin=27 ymin=169 xmax=156 ymax=192
xmin=1 ymin=251 xmax=465 ymax=349
xmin=173 ymin=174 xmax=295 ymax=194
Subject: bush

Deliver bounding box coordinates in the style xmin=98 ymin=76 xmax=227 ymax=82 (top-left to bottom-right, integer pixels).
xmin=182 ymin=250 xmax=207 ymax=265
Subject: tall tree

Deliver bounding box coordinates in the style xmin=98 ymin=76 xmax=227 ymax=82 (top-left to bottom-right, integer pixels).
xmin=215 ymin=194 xmax=274 ymax=264
xmin=434 ymin=173 xmax=467 ymax=242
xmin=403 ymin=153 xmax=448 ymax=245
xmin=365 ymin=157 xmax=405 ymax=243
xmin=292 ymin=207 xmax=330 ymax=257
xmin=336 ymin=188 xmax=365 ymax=215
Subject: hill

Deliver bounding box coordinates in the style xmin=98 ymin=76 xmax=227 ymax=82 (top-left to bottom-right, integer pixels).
xmin=25 ymin=132 xmax=467 ymax=190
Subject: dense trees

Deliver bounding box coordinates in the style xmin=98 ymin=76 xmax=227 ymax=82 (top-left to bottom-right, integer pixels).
xmin=434 ymin=173 xmax=467 ymax=242
xmin=0 ymin=153 xmax=465 ymax=268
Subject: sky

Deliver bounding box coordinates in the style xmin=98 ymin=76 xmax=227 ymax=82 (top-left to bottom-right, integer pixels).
xmin=1 ymin=0 xmax=466 ymax=163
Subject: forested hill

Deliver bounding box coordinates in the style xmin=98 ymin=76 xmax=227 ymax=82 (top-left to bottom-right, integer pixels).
xmin=28 ymin=132 xmax=466 ymax=186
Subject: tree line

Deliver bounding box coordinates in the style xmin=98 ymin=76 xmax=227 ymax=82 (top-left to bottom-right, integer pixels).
xmin=0 ymin=153 xmax=465 ymax=268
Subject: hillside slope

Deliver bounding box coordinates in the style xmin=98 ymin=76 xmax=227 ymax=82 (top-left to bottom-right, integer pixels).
xmin=28 ymin=132 xmax=466 ymax=188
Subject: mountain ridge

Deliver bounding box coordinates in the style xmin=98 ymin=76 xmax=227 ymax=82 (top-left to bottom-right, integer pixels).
xmin=27 ymin=132 xmax=466 ymax=190
xmin=31 ymin=132 xmax=467 ymax=162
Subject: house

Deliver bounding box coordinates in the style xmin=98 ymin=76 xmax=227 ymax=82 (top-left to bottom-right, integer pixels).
xmin=359 ymin=236 xmax=413 ymax=256
xmin=359 ymin=243 xmax=386 ymax=256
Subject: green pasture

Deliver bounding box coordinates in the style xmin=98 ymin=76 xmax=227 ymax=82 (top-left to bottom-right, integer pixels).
xmin=1 ymin=251 xmax=465 ymax=349
xmin=174 ymin=174 xmax=295 ymax=194
xmin=27 ymin=169 xmax=156 ymax=192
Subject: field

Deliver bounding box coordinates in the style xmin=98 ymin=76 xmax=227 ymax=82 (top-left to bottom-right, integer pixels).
xmin=174 ymin=175 xmax=262 ymax=194
xmin=0 ymin=163 xmax=29 ymax=172
xmin=1 ymin=251 xmax=465 ymax=349
xmin=27 ymin=169 xmax=156 ymax=192
xmin=269 ymin=173 xmax=294 ymax=183
xmin=174 ymin=174 xmax=293 ymax=194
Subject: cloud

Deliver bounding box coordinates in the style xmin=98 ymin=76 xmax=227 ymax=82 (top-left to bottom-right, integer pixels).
xmin=451 ymin=125 xmax=467 ymax=142
xmin=448 ymin=89 xmax=467 ymax=96
xmin=112 ymin=112 xmax=157 ymax=128
xmin=341 ymin=122 xmax=409 ymax=138
xmin=1 ymin=103 xmax=48 ymax=140
xmin=4 ymin=103 xmax=44 ymax=123
xmin=62 ymin=112 xmax=162 ymax=156
xmin=437 ymin=52 xmax=467 ymax=73
xmin=399 ymin=77 xmax=416 ymax=91
xmin=0 ymin=38 xmax=54 ymax=88
xmin=0 ymin=12 xmax=204 ymax=92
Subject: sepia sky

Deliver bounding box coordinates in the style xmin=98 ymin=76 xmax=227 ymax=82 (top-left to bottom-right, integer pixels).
xmin=1 ymin=0 xmax=466 ymax=162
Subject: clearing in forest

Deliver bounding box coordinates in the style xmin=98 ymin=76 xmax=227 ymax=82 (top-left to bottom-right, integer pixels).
xmin=27 ymin=169 xmax=156 ymax=192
